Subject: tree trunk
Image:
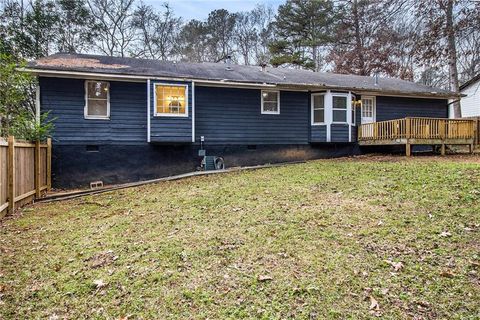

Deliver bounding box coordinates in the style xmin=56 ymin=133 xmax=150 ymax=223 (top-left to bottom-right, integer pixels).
xmin=353 ymin=0 xmax=366 ymax=75
xmin=313 ymin=45 xmax=319 ymax=72
xmin=445 ymin=0 xmax=461 ymax=118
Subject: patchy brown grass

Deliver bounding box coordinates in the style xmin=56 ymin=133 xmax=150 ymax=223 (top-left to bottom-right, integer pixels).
xmin=1 ymin=156 xmax=479 ymax=319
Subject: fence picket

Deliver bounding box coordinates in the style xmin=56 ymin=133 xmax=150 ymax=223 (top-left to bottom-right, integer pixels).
xmin=0 ymin=136 xmax=51 ymax=218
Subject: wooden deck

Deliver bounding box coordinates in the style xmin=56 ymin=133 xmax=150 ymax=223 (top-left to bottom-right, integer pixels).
xmin=358 ymin=117 xmax=476 ymax=156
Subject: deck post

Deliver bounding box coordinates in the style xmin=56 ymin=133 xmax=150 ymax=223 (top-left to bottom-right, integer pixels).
xmin=405 ymin=117 xmax=411 ymax=140
xmin=469 ymin=143 xmax=474 ymax=154
xmin=405 ymin=118 xmax=411 ymax=156
xmin=441 ymin=144 xmax=446 ymax=156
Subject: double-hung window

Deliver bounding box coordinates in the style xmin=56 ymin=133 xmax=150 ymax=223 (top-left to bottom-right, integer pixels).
xmin=85 ymin=80 xmax=110 ymax=119
xmin=154 ymin=84 xmax=188 ymax=117
xmin=332 ymin=94 xmax=348 ymax=123
xmin=312 ymin=93 xmax=325 ymax=124
xmin=261 ymin=90 xmax=280 ymax=114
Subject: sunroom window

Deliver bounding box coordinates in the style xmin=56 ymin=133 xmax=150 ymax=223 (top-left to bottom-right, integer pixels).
xmin=85 ymin=81 xmax=110 ymax=119
xmin=155 ymin=84 xmax=188 ymax=116
xmin=332 ymin=95 xmax=347 ymax=123
xmin=261 ymin=90 xmax=280 ymax=114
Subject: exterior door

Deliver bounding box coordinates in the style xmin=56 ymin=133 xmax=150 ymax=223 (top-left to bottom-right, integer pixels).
xmin=361 ymin=96 xmax=375 ymax=124
xmin=361 ymin=97 xmax=376 ymax=138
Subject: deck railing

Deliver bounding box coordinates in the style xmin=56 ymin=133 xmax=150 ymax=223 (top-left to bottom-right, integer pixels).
xmin=358 ymin=117 xmax=476 ymax=141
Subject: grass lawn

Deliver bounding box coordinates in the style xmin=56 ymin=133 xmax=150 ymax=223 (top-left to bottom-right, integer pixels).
xmin=1 ymin=156 xmax=479 ymax=319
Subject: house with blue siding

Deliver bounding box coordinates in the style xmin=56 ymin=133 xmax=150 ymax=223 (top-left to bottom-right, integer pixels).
xmin=24 ymin=54 xmax=457 ymax=188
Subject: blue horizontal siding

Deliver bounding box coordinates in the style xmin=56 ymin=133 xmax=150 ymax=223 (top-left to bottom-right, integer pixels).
xmin=376 ymin=96 xmax=448 ymax=121
xmin=331 ymin=124 xmax=350 ymax=142
xmin=149 ymin=80 xmax=192 ymax=143
xmin=310 ymin=126 xmax=326 ymax=142
xmin=351 ymin=126 xmax=358 ymax=141
xmin=195 ymin=86 xmax=309 ymax=144
xmin=40 ymin=77 xmax=147 ymax=145
xmin=40 ymin=77 xmax=449 ymax=147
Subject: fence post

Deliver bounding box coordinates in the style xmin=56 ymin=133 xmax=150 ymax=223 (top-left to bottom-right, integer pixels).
xmin=47 ymin=138 xmax=52 ymax=191
xmin=7 ymin=136 xmax=15 ymax=214
xmin=35 ymin=140 xmax=41 ymax=198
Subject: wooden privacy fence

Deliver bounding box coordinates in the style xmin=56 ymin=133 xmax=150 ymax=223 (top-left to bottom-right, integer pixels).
xmin=0 ymin=136 xmax=51 ymax=218
xmin=358 ymin=117 xmax=475 ymax=141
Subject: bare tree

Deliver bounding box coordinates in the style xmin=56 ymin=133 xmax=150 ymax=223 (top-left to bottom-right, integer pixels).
xmin=86 ymin=0 xmax=136 ymax=57
xmin=414 ymin=0 xmax=480 ymax=117
xmin=205 ymin=9 xmax=237 ymax=62
xmin=55 ymin=0 xmax=98 ymax=54
xmin=457 ymin=31 xmax=480 ymax=83
xmin=132 ymin=3 xmax=181 ymax=60
xmin=250 ymin=4 xmax=275 ymax=65
xmin=329 ymin=0 xmax=409 ymax=77
xmin=234 ymin=12 xmax=257 ymax=65
xmin=176 ymin=19 xmax=210 ymax=62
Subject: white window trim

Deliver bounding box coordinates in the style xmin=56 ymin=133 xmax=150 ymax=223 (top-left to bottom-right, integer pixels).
xmin=153 ymin=83 xmax=189 ymax=117
xmin=311 ymin=92 xmax=326 ymax=125
xmin=361 ymin=96 xmax=376 ymax=123
xmin=261 ymin=90 xmax=280 ymax=115
xmin=84 ymin=80 xmax=110 ymax=120
xmin=331 ymin=93 xmax=349 ymax=124
xmin=351 ymin=103 xmax=356 ymax=125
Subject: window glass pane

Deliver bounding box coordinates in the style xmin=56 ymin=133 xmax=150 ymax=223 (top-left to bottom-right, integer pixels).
xmin=314 ymin=109 xmax=324 ymax=123
xmin=333 ymin=96 xmax=347 ymax=109
xmin=362 ymin=98 xmax=373 ymax=117
xmin=155 ymin=85 xmax=187 ymax=115
xmin=263 ymin=101 xmax=278 ymax=112
xmin=313 ymin=95 xmax=324 ymax=109
xmin=87 ymin=81 xmax=108 ymax=99
xmin=87 ymin=99 xmax=108 ymax=116
xmin=263 ymin=91 xmax=278 ymax=102
xmin=333 ymin=110 xmax=347 ymax=122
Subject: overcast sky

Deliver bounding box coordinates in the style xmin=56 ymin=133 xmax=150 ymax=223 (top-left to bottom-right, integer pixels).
xmin=144 ymin=0 xmax=283 ymax=20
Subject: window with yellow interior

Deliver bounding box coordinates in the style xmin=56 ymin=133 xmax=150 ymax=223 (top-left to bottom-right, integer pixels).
xmin=154 ymin=84 xmax=188 ymax=117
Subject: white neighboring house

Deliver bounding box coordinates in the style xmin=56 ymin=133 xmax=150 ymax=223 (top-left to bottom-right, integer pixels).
xmin=455 ymin=74 xmax=480 ymax=118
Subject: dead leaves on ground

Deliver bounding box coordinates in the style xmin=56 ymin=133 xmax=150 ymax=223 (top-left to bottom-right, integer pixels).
xmin=364 ymin=288 xmax=382 ymax=316
xmin=93 ymin=279 xmax=107 ymax=289
xmin=369 ymin=295 xmax=380 ymax=311
xmin=439 ymin=270 xmax=455 ymax=278
xmin=439 ymin=231 xmax=452 ymax=238
xmin=257 ymin=274 xmax=273 ymax=282
xmin=384 ymin=260 xmax=404 ymax=272
xmin=86 ymin=250 xmax=118 ymax=269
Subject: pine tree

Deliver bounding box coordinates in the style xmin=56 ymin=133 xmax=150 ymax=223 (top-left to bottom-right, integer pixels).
xmin=269 ymin=0 xmax=335 ymax=71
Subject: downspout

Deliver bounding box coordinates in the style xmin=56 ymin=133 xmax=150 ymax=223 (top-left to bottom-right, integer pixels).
xmin=348 ymin=91 xmax=352 ymax=142
xmin=192 ymin=81 xmax=195 ymax=143
xmin=35 ymin=81 xmax=41 ymax=125
xmin=147 ymin=79 xmax=151 ymax=142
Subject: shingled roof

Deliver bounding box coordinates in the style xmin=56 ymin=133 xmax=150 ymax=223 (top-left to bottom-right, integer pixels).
xmin=25 ymin=53 xmax=456 ymax=98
